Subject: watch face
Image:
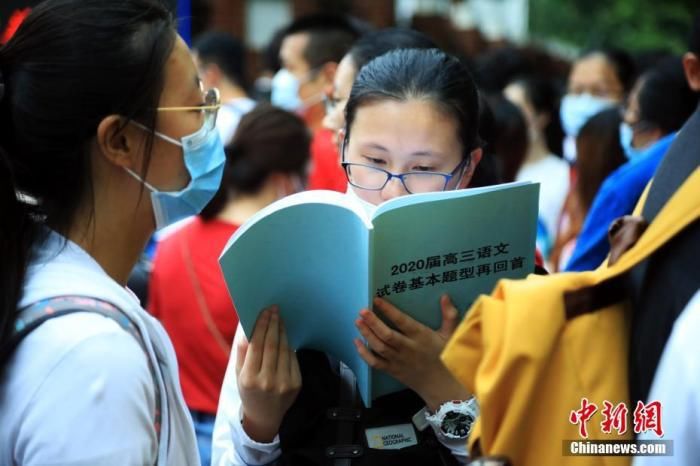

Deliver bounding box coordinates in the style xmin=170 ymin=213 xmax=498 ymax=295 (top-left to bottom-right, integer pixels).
xmin=441 ymin=412 xmax=474 ymax=438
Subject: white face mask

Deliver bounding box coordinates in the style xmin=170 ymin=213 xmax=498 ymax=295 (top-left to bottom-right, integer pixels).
xmin=560 ymin=93 xmax=617 ymax=137
xmin=270 ymin=68 xmax=325 ymax=114
xmin=271 ymin=69 xmax=302 ymax=111
xmin=345 ymin=184 xmax=377 ymax=216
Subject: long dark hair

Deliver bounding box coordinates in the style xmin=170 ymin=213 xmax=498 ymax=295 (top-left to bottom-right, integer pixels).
xmin=0 ymin=0 xmax=175 ymax=370
xmin=344 ymin=48 xmax=481 ymax=160
xmin=575 ymin=108 xmax=626 ymax=214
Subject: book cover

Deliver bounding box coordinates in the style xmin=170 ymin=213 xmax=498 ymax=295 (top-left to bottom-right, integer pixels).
xmin=220 ymin=182 xmax=539 ymax=406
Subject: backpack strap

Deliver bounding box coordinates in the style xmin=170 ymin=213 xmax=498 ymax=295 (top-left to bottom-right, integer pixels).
xmin=9 ymin=296 xmax=162 ymax=438
xmin=564 ymin=167 xmax=700 ymax=318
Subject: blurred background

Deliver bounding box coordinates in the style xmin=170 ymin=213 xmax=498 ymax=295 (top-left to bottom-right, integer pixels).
xmin=2 ymin=0 xmax=696 ymax=90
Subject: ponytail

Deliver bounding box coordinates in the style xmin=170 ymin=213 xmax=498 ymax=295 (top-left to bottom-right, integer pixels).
xmin=0 ymin=144 xmax=39 ymax=372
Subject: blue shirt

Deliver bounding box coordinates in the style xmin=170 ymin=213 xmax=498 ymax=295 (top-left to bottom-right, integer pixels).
xmin=564 ymin=132 xmax=676 ymax=272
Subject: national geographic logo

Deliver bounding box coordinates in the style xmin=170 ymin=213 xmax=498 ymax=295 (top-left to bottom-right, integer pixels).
xmin=366 ymin=424 xmax=419 ymax=450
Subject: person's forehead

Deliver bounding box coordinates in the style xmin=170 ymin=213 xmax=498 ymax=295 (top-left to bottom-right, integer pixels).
xmin=161 ymin=36 xmax=200 ymax=104
xmin=334 ymin=56 xmax=356 ymax=95
xmin=351 ymin=99 xmax=461 ymax=153
xmin=571 ymin=56 xmax=618 ymax=85
xmin=280 ymin=32 xmax=310 ymax=65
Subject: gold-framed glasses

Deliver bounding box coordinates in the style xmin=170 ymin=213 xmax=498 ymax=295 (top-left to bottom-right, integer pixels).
xmin=156 ymin=87 xmax=221 ymax=131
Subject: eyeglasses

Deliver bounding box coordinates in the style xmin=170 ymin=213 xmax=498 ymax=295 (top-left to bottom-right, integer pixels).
xmin=156 ymin=87 xmax=221 ymax=132
xmin=342 ymin=158 xmax=469 ymax=194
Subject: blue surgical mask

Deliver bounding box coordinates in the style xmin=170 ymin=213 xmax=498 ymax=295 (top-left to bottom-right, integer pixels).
xmin=126 ymin=119 xmax=226 ymax=230
xmin=271 ymin=68 xmax=302 ymax=111
xmin=560 ymin=93 xmax=617 ymax=138
xmin=619 ymin=122 xmax=646 ymax=160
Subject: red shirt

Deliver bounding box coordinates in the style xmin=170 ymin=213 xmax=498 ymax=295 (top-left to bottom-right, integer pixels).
xmin=149 ymin=217 xmax=239 ymax=414
xmin=307 ymin=128 xmax=347 ymax=192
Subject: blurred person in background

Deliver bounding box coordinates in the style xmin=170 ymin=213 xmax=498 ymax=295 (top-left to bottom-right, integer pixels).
xmin=560 ymin=48 xmax=636 ymax=163
xmin=550 ymin=108 xmax=626 ymax=270
xmin=193 ymin=31 xmax=256 ymax=145
xmin=505 ymin=76 xmax=569 ymax=260
xmin=271 ymin=14 xmax=360 ymax=192
xmin=565 ymin=56 xmax=698 ymax=272
xmin=322 ymin=27 xmax=436 ymax=147
xmin=149 ymin=105 xmax=310 ymax=466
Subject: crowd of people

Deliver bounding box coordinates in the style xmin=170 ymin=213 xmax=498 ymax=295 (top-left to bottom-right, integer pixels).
xmin=0 ymin=0 xmax=698 ymax=465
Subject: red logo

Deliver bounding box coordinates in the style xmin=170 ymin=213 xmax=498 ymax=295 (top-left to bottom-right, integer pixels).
xmin=633 ymin=400 xmax=664 ymax=437
xmin=569 ymin=398 xmax=598 ymax=439
xmin=601 ymin=401 xmax=629 ymax=435
xmin=570 ymin=399 xmax=663 ymax=438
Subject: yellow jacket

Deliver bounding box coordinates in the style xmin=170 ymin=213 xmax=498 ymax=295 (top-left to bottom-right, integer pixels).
xmin=442 ymin=168 xmax=700 ymax=466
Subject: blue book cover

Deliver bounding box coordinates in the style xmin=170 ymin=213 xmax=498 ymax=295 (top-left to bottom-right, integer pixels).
xmin=219 ymin=182 xmax=539 ymax=406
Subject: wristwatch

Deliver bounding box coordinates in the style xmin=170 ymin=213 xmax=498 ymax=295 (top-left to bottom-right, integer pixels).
xmin=423 ymin=398 xmax=479 ymax=439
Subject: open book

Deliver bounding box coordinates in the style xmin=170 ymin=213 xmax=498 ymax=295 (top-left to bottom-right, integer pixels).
xmin=219 ymin=182 xmax=539 ymax=407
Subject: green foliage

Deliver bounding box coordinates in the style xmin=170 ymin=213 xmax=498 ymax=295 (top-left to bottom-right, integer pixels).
xmin=529 ymin=0 xmax=696 ymax=54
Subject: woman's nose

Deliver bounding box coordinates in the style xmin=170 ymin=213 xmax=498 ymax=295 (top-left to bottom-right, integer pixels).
xmin=380 ymin=176 xmax=408 ymax=201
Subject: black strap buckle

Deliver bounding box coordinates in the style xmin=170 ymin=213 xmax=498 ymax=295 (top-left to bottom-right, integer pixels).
xmin=326 ymin=444 xmax=364 ymax=459
xmin=327 ymin=407 xmax=362 ymax=422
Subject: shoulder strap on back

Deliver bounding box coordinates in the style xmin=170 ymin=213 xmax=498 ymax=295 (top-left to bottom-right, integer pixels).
xmin=565 ymin=168 xmax=700 ymax=318
xmin=8 ymin=296 xmax=162 ymax=438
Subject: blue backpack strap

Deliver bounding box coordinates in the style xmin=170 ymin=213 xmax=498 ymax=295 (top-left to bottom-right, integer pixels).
xmin=11 ymin=295 xmax=162 ymax=437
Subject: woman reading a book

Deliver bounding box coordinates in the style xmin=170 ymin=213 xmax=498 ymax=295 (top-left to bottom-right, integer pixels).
xmin=213 ymin=48 xmax=483 ymax=465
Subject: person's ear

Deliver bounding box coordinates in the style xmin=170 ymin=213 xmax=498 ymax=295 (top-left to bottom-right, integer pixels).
xmin=337 ymin=127 xmax=347 ymax=159
xmin=96 ymin=115 xmax=143 ymax=172
xmin=458 ymin=148 xmax=483 ymax=189
xmin=682 ymin=52 xmax=700 ymax=92
xmin=320 ymin=61 xmax=338 ymax=88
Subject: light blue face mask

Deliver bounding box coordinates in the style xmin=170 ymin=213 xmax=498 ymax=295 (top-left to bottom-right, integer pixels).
xmin=619 ymin=122 xmax=646 ymax=160
xmin=560 ymin=93 xmax=617 ymax=137
xmin=271 ymin=68 xmax=303 ymax=111
xmin=126 ymin=99 xmax=226 ymax=230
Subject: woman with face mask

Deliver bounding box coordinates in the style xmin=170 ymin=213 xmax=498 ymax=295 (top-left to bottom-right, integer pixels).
xmin=564 ymin=56 xmax=698 ymax=272
xmin=0 ymin=0 xmax=224 ymax=464
xmin=550 ymin=108 xmax=627 ymax=271
xmin=148 ymin=105 xmax=310 ymax=466
xmin=213 ymin=48 xmax=485 ymax=466
xmin=560 ymin=48 xmax=636 ymax=163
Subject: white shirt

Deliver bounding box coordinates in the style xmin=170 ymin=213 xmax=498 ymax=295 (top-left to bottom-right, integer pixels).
xmin=516 ymin=154 xmax=570 ymax=243
xmin=0 ymin=230 xmax=199 ymax=466
xmin=212 ymin=324 xmax=468 ymax=465
xmin=217 ymin=97 xmax=256 ymax=145
xmin=633 ymin=290 xmax=700 ymax=466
